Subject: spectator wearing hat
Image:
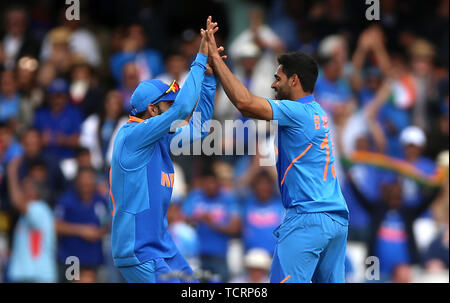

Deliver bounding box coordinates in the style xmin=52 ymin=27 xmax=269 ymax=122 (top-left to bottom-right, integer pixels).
xmin=216 ymin=6 xmax=282 ymax=124
xmin=32 ymin=78 xmax=83 ymax=162
xmin=399 ymin=126 xmax=436 ymax=210
xmin=346 ymin=170 xmax=440 ymax=282
xmin=230 ymin=248 xmax=271 ymax=283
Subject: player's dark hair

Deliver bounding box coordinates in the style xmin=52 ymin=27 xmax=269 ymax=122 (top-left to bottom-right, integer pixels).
xmin=277 ymin=51 xmax=318 ymax=93
xmin=134 ymin=110 xmax=148 ymax=119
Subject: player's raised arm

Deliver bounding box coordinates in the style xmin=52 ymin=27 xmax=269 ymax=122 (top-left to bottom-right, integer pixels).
xmin=202 ymin=18 xmax=273 ymax=121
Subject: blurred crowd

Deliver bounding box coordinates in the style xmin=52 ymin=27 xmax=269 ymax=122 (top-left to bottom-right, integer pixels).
xmin=0 ymin=0 xmax=448 ymax=283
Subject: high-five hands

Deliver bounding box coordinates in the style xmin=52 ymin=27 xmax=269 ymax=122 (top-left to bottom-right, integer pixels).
xmin=200 ymin=16 xmax=227 ymax=75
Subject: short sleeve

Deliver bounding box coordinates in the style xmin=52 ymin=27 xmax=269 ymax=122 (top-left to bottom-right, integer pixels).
xmin=266 ymin=98 xmax=308 ymax=128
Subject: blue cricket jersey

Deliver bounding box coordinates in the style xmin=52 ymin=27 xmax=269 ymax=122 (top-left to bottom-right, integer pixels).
xmin=266 ymin=94 xmax=349 ymax=222
xmin=110 ymin=53 xmax=216 ymax=267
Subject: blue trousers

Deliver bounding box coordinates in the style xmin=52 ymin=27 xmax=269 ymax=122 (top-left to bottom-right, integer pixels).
xmin=270 ymin=210 xmax=348 ymax=283
xmin=118 ymin=251 xmax=198 ymax=283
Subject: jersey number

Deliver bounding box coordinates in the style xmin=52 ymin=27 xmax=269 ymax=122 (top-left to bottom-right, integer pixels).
xmin=319 ymin=134 xmax=336 ymax=181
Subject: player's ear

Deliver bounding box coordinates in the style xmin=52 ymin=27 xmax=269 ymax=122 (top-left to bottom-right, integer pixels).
xmin=148 ymin=104 xmax=158 ymax=117
xmin=290 ymin=74 xmax=299 ymax=87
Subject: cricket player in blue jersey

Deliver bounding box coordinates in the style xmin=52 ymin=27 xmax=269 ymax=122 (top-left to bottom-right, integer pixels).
xmin=203 ymin=19 xmax=349 ymax=283
xmin=109 ymin=18 xmax=225 ymax=283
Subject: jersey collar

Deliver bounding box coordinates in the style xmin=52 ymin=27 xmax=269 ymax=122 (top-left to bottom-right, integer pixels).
xmin=296 ymin=94 xmax=316 ymax=104
xmin=128 ymin=115 xmax=145 ymax=123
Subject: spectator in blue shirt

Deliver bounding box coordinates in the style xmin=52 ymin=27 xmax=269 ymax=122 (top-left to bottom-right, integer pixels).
xmin=110 ymin=24 xmax=165 ymax=86
xmin=314 ymin=35 xmax=355 ymax=120
xmin=6 ymin=157 xmax=56 ymax=282
xmin=241 ymin=170 xmax=284 ymax=255
xmin=182 ymin=169 xmax=241 ymax=282
xmin=0 ymin=70 xmax=21 ymax=124
xmin=33 ymin=78 xmax=83 ymax=162
xmin=346 ymin=171 xmax=440 ymax=281
xmin=54 ymin=167 xmax=109 ymax=283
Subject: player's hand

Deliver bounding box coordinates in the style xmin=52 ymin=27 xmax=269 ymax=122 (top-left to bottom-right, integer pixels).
xmin=199 ymin=16 xmax=217 ymax=56
xmin=201 ymin=17 xmax=221 ymax=61
xmin=205 ymin=46 xmax=226 ymax=75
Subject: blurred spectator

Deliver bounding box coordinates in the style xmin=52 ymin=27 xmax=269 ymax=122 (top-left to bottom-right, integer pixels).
xmin=0 ymin=70 xmax=20 ymax=125
xmin=179 ymin=29 xmax=202 ymax=63
xmin=230 ymin=248 xmax=271 ymax=283
xmin=0 ymin=5 xmax=41 ymax=70
xmin=0 ymin=122 xmax=23 ymax=210
xmin=343 ymin=135 xmax=383 ymax=242
xmin=16 ymin=128 xmax=66 ymax=206
xmin=157 ymin=51 xmax=189 ymax=87
xmin=167 ymin=200 xmax=200 ymax=271
xmin=54 ymin=167 xmax=109 ymax=283
xmin=240 ymin=170 xmax=284 ymax=255
xmin=424 ymin=228 xmax=449 ymax=272
xmin=408 ymin=39 xmax=439 ymax=132
xmin=182 ymin=169 xmax=241 ymax=282
xmin=118 ymin=62 xmax=139 ymax=112
xmin=68 ymin=60 xmax=105 ymax=118
xmin=315 ymin=34 xmax=355 ymax=123
xmin=110 ymin=24 xmax=165 ymax=86
xmin=80 ymin=90 xmax=127 ymax=173
xmin=347 ymin=171 xmax=440 ymax=282
xmin=218 ymin=6 xmax=282 ymax=122
xmin=398 ymin=126 xmax=436 ymax=210
xmin=40 ymin=14 xmax=101 ymax=68
xmin=425 ymin=150 xmax=449 ymax=273
xmin=424 ymin=93 xmax=449 ymax=160
xmin=6 ymin=158 xmax=56 ymax=282
xmin=40 ymin=27 xmax=73 ymax=75
xmin=15 ymin=56 xmax=42 ymax=133
xmin=32 ymin=78 xmax=83 ymax=162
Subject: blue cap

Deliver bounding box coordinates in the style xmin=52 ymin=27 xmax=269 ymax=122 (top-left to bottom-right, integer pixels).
xmin=130 ymin=80 xmax=179 ymax=115
xmin=48 ymin=78 xmax=69 ymax=94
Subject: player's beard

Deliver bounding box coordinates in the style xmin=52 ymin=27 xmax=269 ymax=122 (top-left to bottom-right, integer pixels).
xmin=274 ymin=87 xmax=288 ymax=100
